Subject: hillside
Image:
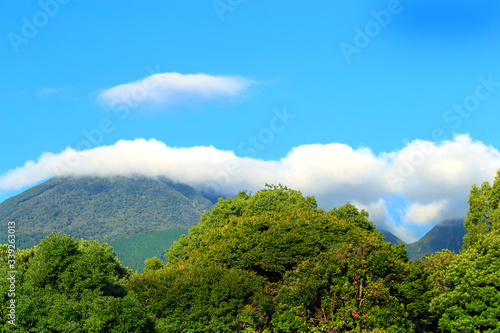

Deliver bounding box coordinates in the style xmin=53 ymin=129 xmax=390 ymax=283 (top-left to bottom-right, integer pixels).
xmin=382 ymin=231 xmax=404 ymax=245
xmin=0 ymin=176 xmax=213 ymax=245
xmin=109 ymin=228 xmax=189 ymax=271
xmin=405 ymin=218 xmax=465 ymax=260
xmin=382 ymin=218 xmax=466 ymax=260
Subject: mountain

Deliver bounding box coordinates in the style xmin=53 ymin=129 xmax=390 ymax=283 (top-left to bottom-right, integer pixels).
xmin=382 ymin=231 xmax=404 ymax=246
xmin=0 ymin=177 xmax=467 ymax=268
xmin=405 ymin=218 xmax=465 ymax=260
xmin=0 ymin=176 xmax=213 ymax=246
xmin=382 ymin=218 xmax=466 ymax=260
xmin=109 ymin=228 xmax=189 ymax=271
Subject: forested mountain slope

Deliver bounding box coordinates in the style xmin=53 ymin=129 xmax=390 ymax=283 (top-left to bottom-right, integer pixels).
xmin=0 ymin=176 xmax=213 ymax=245
xmin=383 ymin=218 xmax=466 ymax=260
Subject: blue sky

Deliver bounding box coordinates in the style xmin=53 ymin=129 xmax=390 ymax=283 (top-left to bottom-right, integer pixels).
xmin=2 ymin=0 xmax=500 ymax=241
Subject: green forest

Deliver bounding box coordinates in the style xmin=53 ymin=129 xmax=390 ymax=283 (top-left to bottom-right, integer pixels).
xmin=109 ymin=229 xmax=189 ymax=272
xmin=0 ymin=176 xmax=213 ymax=244
xmin=2 ymin=172 xmax=500 ymax=332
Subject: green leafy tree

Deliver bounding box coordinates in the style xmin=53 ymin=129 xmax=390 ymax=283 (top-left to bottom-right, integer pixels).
xmin=136 ymin=185 xmax=415 ymax=332
xmin=463 ymin=170 xmax=500 ymax=249
xmin=143 ymin=256 xmax=166 ymax=273
xmin=168 ymin=187 xmax=381 ymax=288
xmin=271 ymin=234 xmax=411 ymax=332
xmin=166 ymin=184 xmax=318 ymax=266
xmin=398 ymin=250 xmax=455 ymax=332
xmin=128 ymin=263 xmax=267 ymax=333
xmin=428 ymin=171 xmax=500 ymax=332
xmin=24 ymin=234 xmax=130 ymax=298
xmin=0 ymin=233 xmax=155 ymax=332
xmin=430 ymin=230 xmax=500 ymax=332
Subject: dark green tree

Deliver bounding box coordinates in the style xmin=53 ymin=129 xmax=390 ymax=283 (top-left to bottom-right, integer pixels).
xmin=430 ymin=231 xmax=500 ymax=332
xmin=398 ymin=250 xmax=455 ymax=332
xmin=429 ymin=171 xmax=500 ymax=332
xmin=129 ymin=263 xmax=267 ymax=333
xmin=0 ymin=233 xmax=155 ymax=332
xmin=271 ymin=233 xmax=411 ymax=332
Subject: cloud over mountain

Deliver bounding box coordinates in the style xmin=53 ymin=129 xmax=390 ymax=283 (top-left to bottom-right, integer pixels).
xmin=1 ymin=134 xmax=499 ymax=242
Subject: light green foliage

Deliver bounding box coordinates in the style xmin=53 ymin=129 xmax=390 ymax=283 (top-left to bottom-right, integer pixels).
xmin=463 ymin=170 xmax=500 ymax=249
xmin=328 ymin=202 xmax=374 ymax=231
xmin=138 ymin=185 xmax=415 ymax=332
xmin=180 ymin=208 xmax=379 ymax=284
xmin=421 ymin=250 xmax=456 ymax=302
xmin=13 ymin=246 xmax=37 ymax=273
xmin=143 ymin=257 xmax=166 ymax=273
xmin=24 ymin=233 xmax=130 ymax=298
xmin=167 ymin=184 xmax=318 ymax=266
xmin=426 ymin=171 xmax=500 ymax=332
xmin=168 ymin=186 xmax=380 ymax=286
xmin=431 ymin=231 xmax=500 ymax=332
xmin=0 ymin=245 xmax=7 ymax=263
xmin=464 ymin=182 xmax=491 ymax=248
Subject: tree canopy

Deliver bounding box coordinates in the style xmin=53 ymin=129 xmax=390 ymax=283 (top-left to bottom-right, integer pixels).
xmin=4 ymin=178 xmax=500 ymax=332
xmin=0 ymin=233 xmax=155 ymax=332
xmin=129 ymin=185 xmax=415 ymax=332
xmin=463 ymin=170 xmax=500 ymax=248
xmin=427 ymin=170 xmax=500 ymax=332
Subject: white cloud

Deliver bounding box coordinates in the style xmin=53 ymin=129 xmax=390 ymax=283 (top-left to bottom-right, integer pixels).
xmin=1 ymin=134 xmax=499 ymax=242
xmin=352 ymin=199 xmax=421 ymax=242
xmin=97 ymin=72 xmax=256 ymax=110
xmin=352 ymin=198 xmax=390 ymax=223
xmin=403 ymin=201 xmax=448 ymax=225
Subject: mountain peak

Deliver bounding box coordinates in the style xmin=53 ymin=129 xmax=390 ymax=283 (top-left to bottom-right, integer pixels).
xmin=382 ymin=218 xmax=466 ymax=260
xmin=0 ymin=176 xmax=214 ymax=246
